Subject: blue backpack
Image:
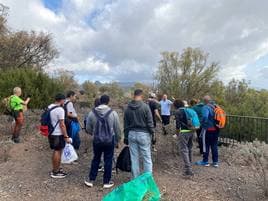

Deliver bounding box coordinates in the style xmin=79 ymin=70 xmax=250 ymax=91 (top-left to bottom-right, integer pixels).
xmin=182 ymin=108 xmax=200 ymax=130
xmin=92 ymin=109 xmax=114 ymax=145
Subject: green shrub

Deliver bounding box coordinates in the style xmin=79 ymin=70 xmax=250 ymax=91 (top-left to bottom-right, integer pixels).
xmin=0 ymin=68 xmax=64 ymax=110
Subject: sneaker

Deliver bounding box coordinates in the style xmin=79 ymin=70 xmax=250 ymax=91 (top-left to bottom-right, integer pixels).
xmin=184 ymin=170 xmax=194 ymax=176
xmin=152 ymin=146 xmax=158 ymax=152
xmin=195 ymin=160 xmax=210 ymax=167
xmin=84 ymin=179 xmax=94 ymax=188
xmin=103 ymin=181 xmax=114 ymax=189
xmin=212 ymin=162 xmax=219 ymax=168
xmin=98 ymin=166 xmax=104 ymax=172
xmin=50 ymin=170 xmax=67 ymax=179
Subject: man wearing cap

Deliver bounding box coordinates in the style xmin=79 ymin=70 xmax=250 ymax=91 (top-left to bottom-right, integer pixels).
xmin=48 ymin=93 xmax=71 ymax=179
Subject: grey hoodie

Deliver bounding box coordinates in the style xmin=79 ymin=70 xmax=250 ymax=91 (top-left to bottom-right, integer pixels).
xmin=86 ymin=105 xmax=121 ymax=144
xmin=124 ymin=100 xmax=154 ymax=140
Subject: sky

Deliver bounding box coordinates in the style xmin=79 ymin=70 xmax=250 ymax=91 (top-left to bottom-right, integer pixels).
xmin=1 ymin=0 xmax=268 ymax=89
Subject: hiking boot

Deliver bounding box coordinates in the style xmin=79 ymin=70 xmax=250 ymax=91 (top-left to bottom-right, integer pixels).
xmin=212 ymin=162 xmax=219 ymax=168
xmin=195 ymin=160 xmax=210 ymax=167
xmin=184 ymin=170 xmax=194 ymax=176
xmin=12 ymin=136 xmax=20 ymax=143
xmin=84 ymin=179 xmax=94 ymax=188
xmin=50 ymin=170 xmax=67 ymax=179
xmin=103 ymin=181 xmax=114 ymax=189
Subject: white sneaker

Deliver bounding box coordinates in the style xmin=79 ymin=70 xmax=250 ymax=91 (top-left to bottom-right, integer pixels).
xmin=84 ymin=180 xmax=94 ymax=188
xmin=103 ymin=181 xmax=114 ymax=189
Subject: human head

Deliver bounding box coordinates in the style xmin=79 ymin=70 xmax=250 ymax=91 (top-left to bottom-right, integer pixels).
xmin=94 ymin=97 xmax=101 ymax=108
xmin=203 ymin=95 xmax=212 ymax=104
xmin=66 ymin=90 xmax=76 ymax=102
xmin=183 ymin=100 xmax=189 ymax=107
xmin=149 ymin=92 xmax=156 ymax=99
xmin=134 ymin=89 xmax=143 ymax=101
xmin=55 ymin=93 xmax=66 ymax=106
xmin=189 ymin=99 xmax=198 ymax=107
xmin=173 ymin=99 xmax=185 ymax=109
xmin=13 ymin=87 xmax=22 ymax=97
xmin=100 ymin=95 xmax=110 ymax=105
xmin=162 ymin=94 xmax=167 ymax=100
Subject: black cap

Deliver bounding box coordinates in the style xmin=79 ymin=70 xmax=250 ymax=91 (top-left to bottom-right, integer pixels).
xmin=55 ymin=93 xmax=66 ymax=101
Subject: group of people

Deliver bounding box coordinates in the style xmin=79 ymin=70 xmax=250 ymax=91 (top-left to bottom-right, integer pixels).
xmin=7 ymin=87 xmax=221 ymax=190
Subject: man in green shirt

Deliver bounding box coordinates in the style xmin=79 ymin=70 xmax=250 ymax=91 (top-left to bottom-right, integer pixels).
xmin=10 ymin=87 xmax=30 ymax=143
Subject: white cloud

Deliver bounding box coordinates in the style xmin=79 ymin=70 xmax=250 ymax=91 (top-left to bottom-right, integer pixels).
xmin=2 ymin=0 xmax=268 ymax=86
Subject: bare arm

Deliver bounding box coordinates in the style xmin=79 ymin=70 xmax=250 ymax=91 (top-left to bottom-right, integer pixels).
xmin=22 ymin=98 xmax=31 ymax=105
xmin=59 ymin=120 xmax=71 ymax=143
xmin=154 ymin=109 xmax=162 ymax=122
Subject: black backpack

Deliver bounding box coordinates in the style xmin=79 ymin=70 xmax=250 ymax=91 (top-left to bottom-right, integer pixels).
xmin=116 ymin=146 xmax=131 ymax=172
xmin=40 ymin=106 xmax=60 ymax=136
xmin=92 ymin=109 xmax=113 ymax=145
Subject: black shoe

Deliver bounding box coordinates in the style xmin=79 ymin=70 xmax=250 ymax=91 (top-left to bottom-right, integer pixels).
xmin=184 ymin=171 xmax=194 ymax=176
xmin=50 ymin=170 xmax=67 ymax=179
xmin=12 ymin=136 xmax=20 ymax=143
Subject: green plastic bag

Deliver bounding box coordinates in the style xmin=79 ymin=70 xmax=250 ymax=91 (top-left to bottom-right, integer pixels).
xmin=102 ymin=172 xmax=161 ymax=201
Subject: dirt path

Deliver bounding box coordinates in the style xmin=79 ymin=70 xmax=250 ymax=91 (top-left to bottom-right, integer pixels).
xmin=0 ymin=113 xmax=266 ymax=201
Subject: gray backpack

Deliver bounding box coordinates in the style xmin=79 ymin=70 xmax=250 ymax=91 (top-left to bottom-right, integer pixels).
xmin=92 ymin=109 xmax=113 ymax=145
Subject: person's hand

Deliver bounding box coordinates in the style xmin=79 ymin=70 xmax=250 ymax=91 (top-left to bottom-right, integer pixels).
xmin=123 ymin=138 xmax=128 ymax=145
xmin=65 ymin=137 xmax=72 ymax=144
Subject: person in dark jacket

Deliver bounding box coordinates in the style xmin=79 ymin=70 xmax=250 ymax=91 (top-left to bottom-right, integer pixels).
xmin=174 ymin=99 xmax=195 ymax=176
xmin=195 ymin=95 xmax=220 ymax=168
xmin=190 ymin=99 xmax=204 ymax=154
xmin=124 ymin=89 xmax=155 ymax=178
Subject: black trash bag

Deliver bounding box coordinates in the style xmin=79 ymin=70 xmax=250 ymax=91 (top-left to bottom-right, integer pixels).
xmin=116 ymin=146 xmax=131 ymax=173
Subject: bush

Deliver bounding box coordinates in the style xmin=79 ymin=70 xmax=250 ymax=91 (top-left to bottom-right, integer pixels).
xmin=0 ymin=68 xmax=65 ymax=111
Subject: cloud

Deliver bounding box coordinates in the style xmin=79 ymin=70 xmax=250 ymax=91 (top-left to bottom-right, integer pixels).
xmin=2 ymin=0 xmax=268 ymax=86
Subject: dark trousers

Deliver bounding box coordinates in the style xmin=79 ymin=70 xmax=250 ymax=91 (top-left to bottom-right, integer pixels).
xmin=203 ymin=130 xmax=219 ymax=163
xmin=89 ymin=141 xmax=114 ymax=184
xmin=196 ymin=129 xmax=203 ymax=154
xmin=161 ymin=115 xmax=170 ymax=125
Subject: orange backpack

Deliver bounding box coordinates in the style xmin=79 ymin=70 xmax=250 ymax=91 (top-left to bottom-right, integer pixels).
xmin=208 ymin=104 xmax=226 ymax=129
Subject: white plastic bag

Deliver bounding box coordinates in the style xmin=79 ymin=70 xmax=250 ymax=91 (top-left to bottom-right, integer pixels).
xmin=61 ymin=144 xmax=78 ymax=164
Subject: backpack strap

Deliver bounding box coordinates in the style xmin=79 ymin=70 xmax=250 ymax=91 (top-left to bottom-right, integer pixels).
xmin=48 ymin=105 xmax=61 ymax=135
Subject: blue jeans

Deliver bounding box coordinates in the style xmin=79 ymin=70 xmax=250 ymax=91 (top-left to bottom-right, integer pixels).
xmin=89 ymin=140 xmax=114 ymax=184
xmin=202 ymin=129 xmax=219 ymax=163
xmin=129 ymin=131 xmax=152 ymax=178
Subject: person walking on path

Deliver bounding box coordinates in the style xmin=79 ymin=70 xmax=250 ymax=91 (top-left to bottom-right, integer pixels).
xmin=195 ymin=95 xmax=220 ymax=168
xmin=159 ymin=94 xmax=173 ymax=134
xmin=85 ymin=95 xmax=121 ymax=189
xmin=10 ymin=87 xmax=31 ymax=143
xmin=124 ymin=89 xmax=155 ymax=178
xmin=190 ymin=99 xmax=204 ymax=155
xmin=48 ymin=93 xmax=71 ymax=179
xmin=174 ymin=99 xmax=195 ymax=176
xmin=148 ymin=93 xmax=162 ymax=152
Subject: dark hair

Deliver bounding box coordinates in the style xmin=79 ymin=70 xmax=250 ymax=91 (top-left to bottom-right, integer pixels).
xmin=94 ymin=98 xmax=101 ymax=108
xmin=55 ymin=93 xmax=66 ymax=101
xmin=66 ymin=90 xmax=75 ymax=98
xmin=190 ymin=99 xmax=198 ymax=106
xmin=134 ymin=89 xmax=143 ymax=96
xmin=100 ymin=95 xmax=110 ymax=105
xmin=173 ymin=99 xmax=184 ymax=109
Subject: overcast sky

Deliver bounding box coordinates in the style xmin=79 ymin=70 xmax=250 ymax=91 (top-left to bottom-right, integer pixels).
xmin=1 ymin=0 xmax=268 ymax=89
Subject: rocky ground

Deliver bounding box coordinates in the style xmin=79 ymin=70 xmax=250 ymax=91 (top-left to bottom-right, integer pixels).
xmin=0 ymin=109 xmax=267 ymax=201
